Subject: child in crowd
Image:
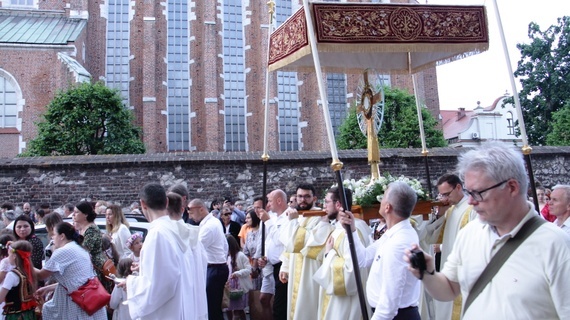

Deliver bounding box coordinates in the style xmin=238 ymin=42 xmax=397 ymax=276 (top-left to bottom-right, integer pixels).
xmin=110 ymin=258 xmax=133 ymax=320
xmin=0 ymin=240 xmax=37 ymax=320
xmin=0 ymin=234 xmax=15 ymax=320
xmin=126 ymin=233 xmax=143 ymax=275
xmin=103 ymin=235 xmax=121 ymax=266
xmin=225 ymin=235 xmax=252 ymax=320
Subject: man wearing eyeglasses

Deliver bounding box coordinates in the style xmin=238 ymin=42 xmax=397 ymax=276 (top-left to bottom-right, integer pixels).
xmin=278 ymin=183 xmax=323 ymax=320
xmin=424 ymin=174 xmax=477 ymax=320
xmin=406 ymin=141 xmax=570 ymax=320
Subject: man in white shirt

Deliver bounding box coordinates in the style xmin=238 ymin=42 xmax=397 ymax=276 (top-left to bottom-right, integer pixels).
xmin=341 ymin=181 xmax=421 ymax=320
xmin=254 ymin=189 xmax=288 ymax=320
xmin=549 ymin=184 xmax=570 ymax=235
xmin=123 ymin=183 xmax=201 ymax=319
xmin=189 ymin=198 xmax=229 ymax=320
xmin=406 ymin=141 xmax=570 ymax=319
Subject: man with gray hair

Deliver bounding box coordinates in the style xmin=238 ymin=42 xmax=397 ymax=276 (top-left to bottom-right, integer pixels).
xmin=340 ymin=181 xmax=421 ymax=320
xmin=406 ymin=141 xmax=570 ymax=319
xmin=549 ymin=184 xmax=570 ymax=235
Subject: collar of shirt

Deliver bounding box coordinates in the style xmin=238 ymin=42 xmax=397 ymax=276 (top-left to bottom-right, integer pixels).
xmin=455 ymin=194 xmax=468 ymax=207
xmin=489 ymin=203 xmax=535 ymax=242
xmin=199 ymin=212 xmax=214 ymax=226
xmin=554 ymin=217 xmax=570 ymax=229
xmin=383 ymin=219 xmax=412 ymax=239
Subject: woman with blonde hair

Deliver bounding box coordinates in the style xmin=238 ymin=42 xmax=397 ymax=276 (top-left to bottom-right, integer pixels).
xmin=105 ymin=205 xmax=131 ymax=259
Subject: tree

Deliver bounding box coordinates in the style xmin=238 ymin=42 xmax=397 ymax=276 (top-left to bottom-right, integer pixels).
xmin=23 ymin=82 xmax=145 ymax=156
xmin=511 ymin=16 xmax=570 ymax=145
xmin=337 ymin=86 xmax=446 ymax=149
xmin=546 ymin=101 xmax=570 ymax=145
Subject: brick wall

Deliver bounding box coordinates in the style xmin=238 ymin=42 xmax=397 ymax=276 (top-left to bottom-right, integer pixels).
xmin=1 ymin=146 xmax=568 ymax=209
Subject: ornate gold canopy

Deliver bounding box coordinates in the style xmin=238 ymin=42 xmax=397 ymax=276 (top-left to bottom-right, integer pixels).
xmin=268 ymin=3 xmax=489 ymax=74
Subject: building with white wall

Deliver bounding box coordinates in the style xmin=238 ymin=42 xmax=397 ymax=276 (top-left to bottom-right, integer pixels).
xmin=441 ymin=95 xmax=522 ymax=147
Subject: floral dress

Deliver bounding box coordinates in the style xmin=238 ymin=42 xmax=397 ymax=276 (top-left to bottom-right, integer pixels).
xmin=42 ymin=241 xmax=107 ymax=320
xmin=82 ymin=224 xmax=113 ymax=293
xmin=242 ymin=228 xmax=262 ymax=290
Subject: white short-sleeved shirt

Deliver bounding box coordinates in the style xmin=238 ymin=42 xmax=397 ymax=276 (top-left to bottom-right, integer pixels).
xmin=1 ymin=271 xmax=19 ymax=290
xmin=199 ymin=213 xmax=228 ymax=264
xmin=443 ymin=209 xmax=570 ymax=319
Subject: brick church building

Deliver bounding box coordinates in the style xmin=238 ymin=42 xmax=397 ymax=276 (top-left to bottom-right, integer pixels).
xmin=0 ymin=0 xmax=440 ymax=157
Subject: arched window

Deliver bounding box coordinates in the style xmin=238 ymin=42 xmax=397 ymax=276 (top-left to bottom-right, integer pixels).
xmin=0 ymin=76 xmax=17 ymax=128
xmin=506 ymin=111 xmax=515 ymax=135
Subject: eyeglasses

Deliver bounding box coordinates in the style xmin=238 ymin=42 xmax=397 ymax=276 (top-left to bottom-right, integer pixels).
xmin=187 ymin=206 xmax=201 ymax=211
xmin=296 ymin=195 xmax=313 ymax=200
xmin=437 ymin=190 xmax=453 ymax=199
xmin=463 ymin=180 xmax=508 ymax=202
xmin=223 ymin=213 xmax=231 ymax=216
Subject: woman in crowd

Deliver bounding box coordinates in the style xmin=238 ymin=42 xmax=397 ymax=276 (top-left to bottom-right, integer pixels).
xmin=220 ymin=207 xmax=240 ymax=245
xmin=241 ymin=209 xmax=263 ymax=318
xmin=105 ymin=205 xmax=131 ymax=259
xmin=12 ymin=215 xmax=44 ymax=270
xmin=94 ymin=201 xmax=108 ymax=215
xmin=225 ymin=235 xmax=252 ymax=320
xmin=537 ymin=186 xmax=556 ymax=222
xmin=0 ymin=241 xmax=37 ymax=320
xmin=209 ymin=199 xmax=222 ymax=218
xmin=35 ymin=222 xmax=107 ymax=320
xmin=72 ymin=202 xmax=113 ymax=293
xmin=43 ymin=213 xmax=63 ymax=263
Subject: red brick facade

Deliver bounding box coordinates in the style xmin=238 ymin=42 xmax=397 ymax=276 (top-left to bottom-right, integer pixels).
xmin=0 ymin=0 xmax=440 ymax=157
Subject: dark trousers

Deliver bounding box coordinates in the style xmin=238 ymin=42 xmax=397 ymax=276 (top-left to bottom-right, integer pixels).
xmin=272 ymin=262 xmax=287 ymax=320
xmin=371 ymin=306 xmax=420 ymax=320
xmin=207 ymin=263 xmax=229 ymax=320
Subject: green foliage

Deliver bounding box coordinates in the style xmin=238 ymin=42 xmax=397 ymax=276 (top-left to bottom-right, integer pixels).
xmin=546 ymin=101 xmax=570 ymax=145
xmin=512 ymin=16 xmax=570 ymax=145
xmin=22 ymin=82 xmax=145 ymax=156
xmin=337 ymin=86 xmax=447 ymax=149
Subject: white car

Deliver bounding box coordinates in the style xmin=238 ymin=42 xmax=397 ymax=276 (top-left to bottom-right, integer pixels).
xmin=34 ymin=218 xmax=150 ymax=247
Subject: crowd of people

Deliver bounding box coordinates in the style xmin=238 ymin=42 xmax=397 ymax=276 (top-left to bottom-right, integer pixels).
xmin=0 ymin=140 xmax=567 ymax=320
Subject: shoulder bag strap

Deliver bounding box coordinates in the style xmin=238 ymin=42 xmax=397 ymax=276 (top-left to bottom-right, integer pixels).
xmin=463 ymin=216 xmax=545 ymax=315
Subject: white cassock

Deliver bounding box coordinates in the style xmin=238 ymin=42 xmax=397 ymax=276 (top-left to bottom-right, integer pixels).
xmin=175 ymin=220 xmax=208 ymax=320
xmin=127 ymin=216 xmax=206 ymax=320
xmin=313 ymin=219 xmax=371 ymax=320
xmin=279 ymin=215 xmax=325 ymax=320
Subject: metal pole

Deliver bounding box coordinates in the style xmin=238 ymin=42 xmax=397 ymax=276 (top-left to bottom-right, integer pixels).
xmin=302 ymin=1 xmax=368 ymax=318
xmin=261 ymin=0 xmax=276 ymax=255
xmin=492 ymin=0 xmax=538 ymax=211
xmin=411 ymin=71 xmax=433 ymax=198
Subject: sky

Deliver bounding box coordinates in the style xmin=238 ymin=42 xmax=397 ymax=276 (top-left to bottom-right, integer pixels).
xmin=427 ymin=0 xmax=570 ymax=110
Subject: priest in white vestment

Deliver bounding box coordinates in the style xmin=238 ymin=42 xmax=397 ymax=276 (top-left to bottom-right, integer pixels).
xmin=122 ymin=183 xmax=201 ymax=320
xmin=313 ymin=187 xmax=372 ymax=320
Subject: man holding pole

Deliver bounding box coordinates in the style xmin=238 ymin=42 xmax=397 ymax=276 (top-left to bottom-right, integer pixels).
xmin=340 ymin=181 xmax=421 ymax=320
xmin=254 ymin=189 xmax=288 ymax=320
xmin=313 ymin=187 xmax=371 ymax=320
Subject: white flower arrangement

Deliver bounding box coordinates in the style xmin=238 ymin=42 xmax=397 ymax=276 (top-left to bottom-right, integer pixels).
xmin=340 ymin=173 xmax=427 ymax=206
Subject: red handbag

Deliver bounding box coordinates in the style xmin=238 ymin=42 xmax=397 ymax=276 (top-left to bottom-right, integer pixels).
xmin=68 ymin=277 xmax=110 ymax=316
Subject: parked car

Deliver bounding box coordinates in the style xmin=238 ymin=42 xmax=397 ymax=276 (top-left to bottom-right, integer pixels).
xmin=34 ymin=218 xmax=150 ymax=248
